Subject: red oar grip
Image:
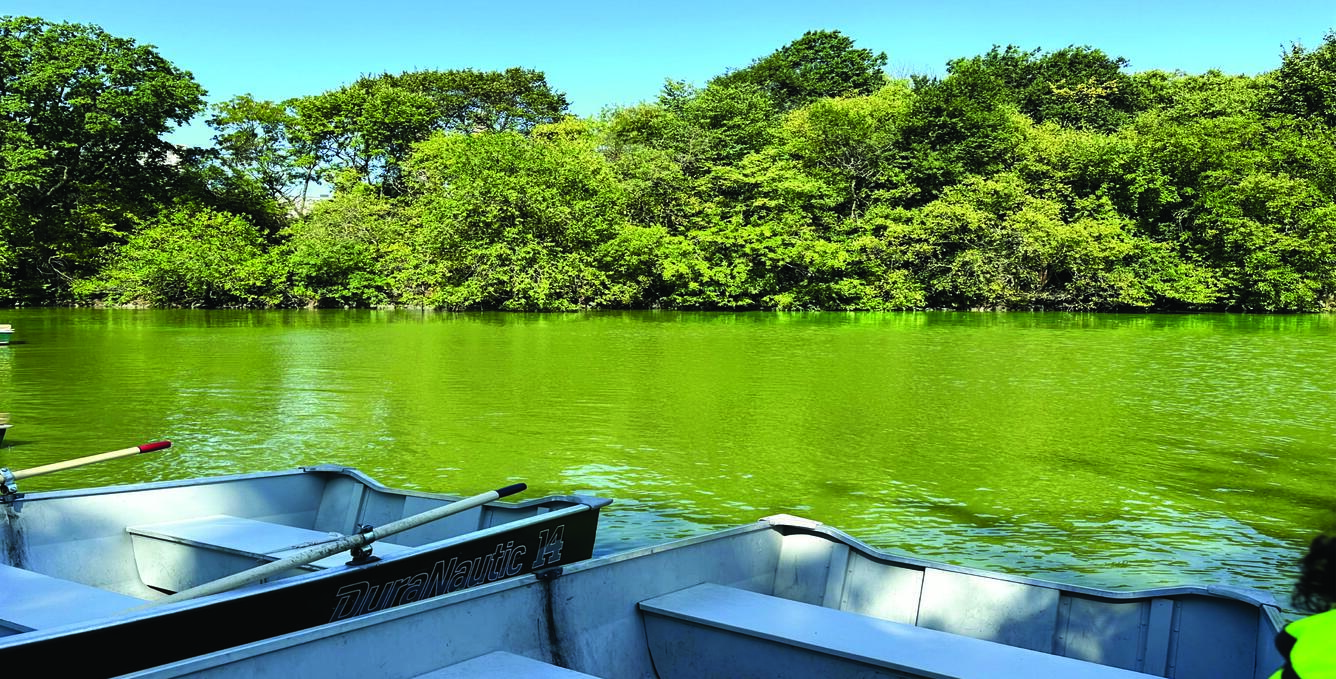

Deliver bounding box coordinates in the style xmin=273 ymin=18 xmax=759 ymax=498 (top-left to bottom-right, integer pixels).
xmin=137 ymin=441 xmax=172 ymax=453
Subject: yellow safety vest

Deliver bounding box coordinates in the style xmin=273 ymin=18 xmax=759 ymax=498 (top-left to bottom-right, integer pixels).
xmin=1271 ymin=609 xmax=1336 ymax=679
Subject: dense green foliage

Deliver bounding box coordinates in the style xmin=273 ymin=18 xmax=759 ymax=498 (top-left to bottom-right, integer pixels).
xmin=6 ymin=18 xmax=1336 ymax=311
xmin=711 ymin=30 xmax=890 ymax=111
xmin=0 ymin=16 xmax=206 ymax=300
xmin=76 ymin=204 xmax=279 ymax=307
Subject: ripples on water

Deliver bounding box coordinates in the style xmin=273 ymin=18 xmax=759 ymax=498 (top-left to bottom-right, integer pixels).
xmin=1 ymin=310 xmax=1333 ymax=604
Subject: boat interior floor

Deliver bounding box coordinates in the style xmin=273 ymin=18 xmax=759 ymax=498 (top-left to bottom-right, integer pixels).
xmin=0 ymin=564 xmax=144 ymax=633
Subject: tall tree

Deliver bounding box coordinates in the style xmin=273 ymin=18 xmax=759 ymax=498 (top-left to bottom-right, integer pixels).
xmin=604 ymin=79 xmax=781 ymax=179
xmin=902 ymin=66 xmax=1026 ymax=201
xmin=781 ymin=82 xmax=916 ymax=219
xmin=403 ymin=122 xmax=629 ymax=310
xmin=1262 ymin=31 xmax=1336 ymax=126
xmin=279 ymin=68 xmax=569 ymax=196
xmin=0 ymin=16 xmax=205 ymax=301
xmin=712 ymin=30 xmax=887 ymax=110
xmin=946 ymin=45 xmax=1141 ymax=131
xmin=207 ymin=95 xmax=307 ymax=211
xmin=388 ymin=68 xmax=569 ymax=134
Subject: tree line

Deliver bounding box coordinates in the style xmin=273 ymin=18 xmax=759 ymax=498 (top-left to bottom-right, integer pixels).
xmin=4 ymin=16 xmax=1336 ymax=311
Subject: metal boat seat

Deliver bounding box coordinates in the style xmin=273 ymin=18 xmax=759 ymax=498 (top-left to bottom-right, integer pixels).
xmin=413 ymin=651 xmax=600 ymax=678
xmin=0 ymin=564 xmax=144 ymax=633
xmin=127 ymin=514 xmax=411 ymax=592
xmin=639 ymin=582 xmax=1158 ymax=679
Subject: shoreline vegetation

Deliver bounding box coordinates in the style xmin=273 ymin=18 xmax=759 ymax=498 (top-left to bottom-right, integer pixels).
xmin=5 ymin=19 xmax=1336 ymax=312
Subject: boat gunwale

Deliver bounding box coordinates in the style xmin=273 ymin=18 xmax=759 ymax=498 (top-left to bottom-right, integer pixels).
xmin=760 ymin=515 xmax=1282 ymax=608
xmin=3 ymin=464 xmax=611 ymax=511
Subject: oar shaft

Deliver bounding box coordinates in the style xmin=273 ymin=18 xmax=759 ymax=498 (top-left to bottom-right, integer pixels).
xmin=365 ymin=483 xmax=526 ymax=542
xmin=147 ymin=482 xmax=527 ymax=607
xmin=11 ymin=441 xmax=172 ymax=480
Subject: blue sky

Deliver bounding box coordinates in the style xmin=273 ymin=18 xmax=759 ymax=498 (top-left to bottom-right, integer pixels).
xmin=8 ymin=0 xmax=1335 ymax=147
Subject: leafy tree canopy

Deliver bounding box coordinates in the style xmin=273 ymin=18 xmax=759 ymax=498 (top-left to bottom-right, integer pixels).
xmin=946 ymin=45 xmax=1140 ymax=131
xmin=0 ymin=15 xmax=205 ymax=300
xmin=386 ymin=68 xmax=570 ymax=135
xmin=1263 ymin=31 xmax=1336 ymax=126
xmin=8 ymin=20 xmax=1335 ymax=313
xmin=712 ymin=30 xmax=888 ymax=110
xmin=207 ymin=95 xmax=304 ymax=209
xmin=1132 ymin=69 xmax=1262 ymax=122
xmin=74 ymin=203 xmax=278 ymax=308
xmin=222 ymin=68 xmax=570 ymax=197
xmin=401 ymin=123 xmax=632 ymax=310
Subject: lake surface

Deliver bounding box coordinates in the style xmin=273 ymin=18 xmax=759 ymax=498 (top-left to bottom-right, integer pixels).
xmin=1 ymin=309 xmax=1331 ymax=604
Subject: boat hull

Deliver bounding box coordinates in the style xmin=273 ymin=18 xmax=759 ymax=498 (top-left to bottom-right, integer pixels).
xmin=0 ymin=466 xmax=609 ymax=676
xmin=121 ymin=515 xmax=1286 ymax=679
xmin=5 ymin=506 xmax=599 ymax=676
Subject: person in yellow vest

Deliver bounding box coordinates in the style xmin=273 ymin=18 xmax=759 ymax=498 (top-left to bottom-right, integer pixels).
xmin=1272 ymin=532 xmax=1336 ymax=678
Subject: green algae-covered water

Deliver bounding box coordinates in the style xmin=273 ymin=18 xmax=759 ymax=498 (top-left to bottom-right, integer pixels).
xmin=1 ymin=309 xmax=1331 ymax=602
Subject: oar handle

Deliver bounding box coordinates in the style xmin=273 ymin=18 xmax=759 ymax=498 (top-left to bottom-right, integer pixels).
xmin=10 ymin=441 xmax=172 ymax=481
xmin=145 ymin=481 xmax=527 ymax=607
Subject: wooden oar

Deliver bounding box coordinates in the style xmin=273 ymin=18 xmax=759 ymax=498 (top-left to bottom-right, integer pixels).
xmin=1 ymin=441 xmax=172 ymax=498
xmin=7 ymin=441 xmax=172 ymax=481
xmin=143 ymin=482 xmax=527 ymax=608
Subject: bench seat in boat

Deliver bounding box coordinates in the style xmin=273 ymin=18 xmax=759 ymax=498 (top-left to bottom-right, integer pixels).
xmin=126 ymin=514 xmax=411 ymax=592
xmin=0 ymin=563 xmax=144 ymax=632
xmin=414 ymin=651 xmax=600 ymax=678
xmin=639 ymin=582 xmax=1157 ymax=679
